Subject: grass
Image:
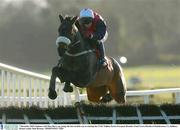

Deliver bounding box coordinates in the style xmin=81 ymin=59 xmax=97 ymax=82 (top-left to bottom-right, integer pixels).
xmin=122 ymin=65 xmax=180 ymax=104
xmin=124 ymin=65 xmax=180 ymax=90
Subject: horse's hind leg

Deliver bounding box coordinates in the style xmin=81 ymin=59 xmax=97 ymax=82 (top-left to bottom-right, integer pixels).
xmin=109 ymin=58 xmax=126 ymax=104
xmin=86 ymin=86 xmax=107 ymax=103
xmin=109 ymin=74 xmax=126 ymax=104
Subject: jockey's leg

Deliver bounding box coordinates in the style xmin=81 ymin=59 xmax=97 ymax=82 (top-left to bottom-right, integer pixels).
xmin=97 ymin=41 xmax=107 ymax=67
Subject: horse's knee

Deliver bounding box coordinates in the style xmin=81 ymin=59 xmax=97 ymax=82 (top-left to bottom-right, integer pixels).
xmin=51 ymin=66 xmax=65 ymax=82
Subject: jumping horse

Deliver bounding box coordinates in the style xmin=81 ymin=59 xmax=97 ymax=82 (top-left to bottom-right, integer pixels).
xmin=48 ymin=15 xmax=126 ymax=104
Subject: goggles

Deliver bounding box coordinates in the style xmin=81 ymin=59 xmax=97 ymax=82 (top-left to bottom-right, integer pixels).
xmin=80 ymin=17 xmax=93 ymax=25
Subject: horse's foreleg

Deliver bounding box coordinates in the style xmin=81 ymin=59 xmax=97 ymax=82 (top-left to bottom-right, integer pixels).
xmin=48 ymin=66 xmax=59 ymax=100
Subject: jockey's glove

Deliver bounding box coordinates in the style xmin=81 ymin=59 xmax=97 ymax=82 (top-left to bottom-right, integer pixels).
xmin=85 ymin=33 xmax=94 ymax=39
xmin=89 ymin=34 xmax=94 ymax=39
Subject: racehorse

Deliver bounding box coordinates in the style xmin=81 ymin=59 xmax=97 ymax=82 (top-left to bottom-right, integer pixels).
xmin=48 ymin=15 xmax=126 ymax=104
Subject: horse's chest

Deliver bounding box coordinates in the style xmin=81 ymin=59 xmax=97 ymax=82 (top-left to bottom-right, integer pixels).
xmin=62 ymin=56 xmax=86 ymax=71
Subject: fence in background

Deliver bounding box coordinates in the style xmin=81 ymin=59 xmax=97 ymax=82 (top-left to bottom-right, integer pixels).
xmin=0 ymin=62 xmax=180 ymax=108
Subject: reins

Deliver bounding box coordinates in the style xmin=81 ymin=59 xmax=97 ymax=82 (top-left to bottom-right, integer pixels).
xmin=65 ymin=49 xmax=95 ymax=57
xmin=65 ymin=29 xmax=95 ymax=57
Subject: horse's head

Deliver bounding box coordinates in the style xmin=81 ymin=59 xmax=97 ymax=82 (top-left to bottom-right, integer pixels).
xmin=56 ymin=15 xmax=79 ymax=56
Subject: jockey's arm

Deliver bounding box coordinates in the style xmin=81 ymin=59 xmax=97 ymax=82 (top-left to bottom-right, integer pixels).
xmin=92 ymin=20 xmax=107 ymax=41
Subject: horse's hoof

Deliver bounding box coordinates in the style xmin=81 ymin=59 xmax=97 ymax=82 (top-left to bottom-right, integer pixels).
xmin=63 ymin=85 xmax=73 ymax=93
xmin=48 ymin=90 xmax=57 ymax=100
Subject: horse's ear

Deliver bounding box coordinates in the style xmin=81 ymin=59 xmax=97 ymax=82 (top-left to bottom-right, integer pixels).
xmin=59 ymin=14 xmax=64 ymax=22
xmin=71 ymin=16 xmax=78 ymax=24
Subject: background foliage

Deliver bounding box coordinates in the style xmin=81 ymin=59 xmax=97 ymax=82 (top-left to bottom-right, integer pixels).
xmin=0 ymin=0 xmax=180 ymax=72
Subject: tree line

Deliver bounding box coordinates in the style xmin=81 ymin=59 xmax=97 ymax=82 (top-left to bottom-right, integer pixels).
xmin=0 ymin=0 xmax=180 ymax=71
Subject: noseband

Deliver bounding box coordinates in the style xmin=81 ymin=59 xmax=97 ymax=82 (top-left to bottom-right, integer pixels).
xmin=56 ymin=34 xmax=81 ymax=49
xmin=56 ymin=36 xmax=71 ymax=46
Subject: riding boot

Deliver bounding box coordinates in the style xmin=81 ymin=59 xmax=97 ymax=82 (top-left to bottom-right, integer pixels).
xmin=98 ymin=41 xmax=107 ymax=67
xmin=63 ymin=81 xmax=73 ymax=92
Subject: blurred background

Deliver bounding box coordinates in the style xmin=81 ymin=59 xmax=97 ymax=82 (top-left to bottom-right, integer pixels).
xmin=0 ymin=0 xmax=180 ymax=96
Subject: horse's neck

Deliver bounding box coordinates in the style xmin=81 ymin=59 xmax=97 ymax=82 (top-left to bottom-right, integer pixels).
xmin=74 ymin=24 xmax=91 ymax=50
xmin=71 ymin=31 xmax=88 ymax=52
xmin=63 ymin=32 xmax=97 ymax=84
xmin=66 ymin=32 xmax=83 ymax=54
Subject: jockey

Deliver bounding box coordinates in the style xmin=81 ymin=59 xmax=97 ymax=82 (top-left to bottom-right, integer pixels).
xmin=78 ymin=8 xmax=108 ymax=67
xmin=63 ymin=9 xmax=108 ymax=93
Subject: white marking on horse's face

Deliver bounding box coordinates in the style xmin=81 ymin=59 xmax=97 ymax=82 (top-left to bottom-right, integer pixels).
xmin=56 ymin=36 xmax=71 ymax=46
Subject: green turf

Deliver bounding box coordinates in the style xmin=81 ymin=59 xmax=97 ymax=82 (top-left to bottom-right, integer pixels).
xmin=124 ymin=65 xmax=180 ymax=89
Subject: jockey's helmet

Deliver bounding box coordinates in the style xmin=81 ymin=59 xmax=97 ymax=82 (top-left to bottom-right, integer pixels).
xmin=79 ymin=8 xmax=94 ymax=25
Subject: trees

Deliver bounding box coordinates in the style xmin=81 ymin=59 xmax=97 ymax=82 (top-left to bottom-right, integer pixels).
xmin=0 ymin=0 xmax=180 ymax=71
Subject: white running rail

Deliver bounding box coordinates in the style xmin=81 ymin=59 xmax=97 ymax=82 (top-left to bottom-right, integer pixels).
xmin=0 ymin=62 xmax=180 ymax=108
xmin=0 ymin=62 xmax=78 ymax=108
